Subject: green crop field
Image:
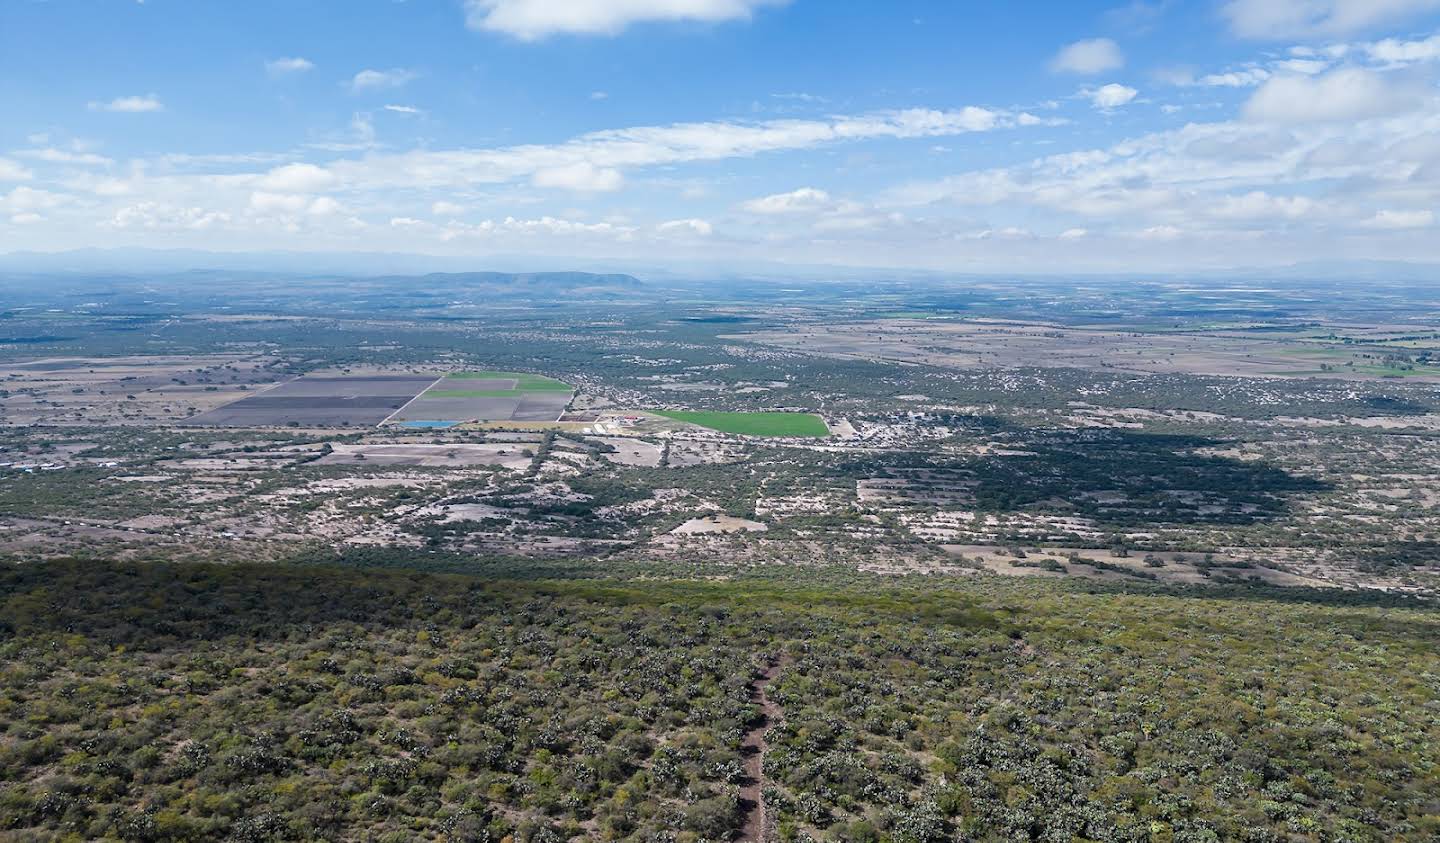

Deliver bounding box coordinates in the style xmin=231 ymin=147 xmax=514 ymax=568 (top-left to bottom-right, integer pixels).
xmin=426 ymin=389 xmax=537 ymax=398
xmin=654 ymin=410 xmax=829 ymax=437
xmin=449 ymin=371 xmax=573 ymax=391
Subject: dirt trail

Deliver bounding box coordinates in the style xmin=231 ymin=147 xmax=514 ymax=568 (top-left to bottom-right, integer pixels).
xmin=738 ymin=655 xmax=787 ymax=842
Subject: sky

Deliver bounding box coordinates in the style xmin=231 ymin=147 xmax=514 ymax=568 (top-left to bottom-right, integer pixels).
xmin=2 ymin=0 xmax=1440 ymax=274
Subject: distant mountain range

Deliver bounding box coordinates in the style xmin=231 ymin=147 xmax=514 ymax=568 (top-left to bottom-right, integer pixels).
xmin=2 ymin=247 xmax=1439 ymax=284
xmin=368 ymin=271 xmax=644 ymax=291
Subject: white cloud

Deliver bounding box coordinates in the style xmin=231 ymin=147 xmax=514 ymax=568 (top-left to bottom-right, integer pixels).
xmin=1209 ymin=191 xmax=1318 ymax=220
xmin=1243 ymin=67 xmax=1422 ymax=123
xmin=1137 ymin=224 xmax=1182 ymax=239
xmin=265 ymin=57 xmax=315 ymax=75
xmin=307 ymin=196 xmax=342 ymax=216
xmin=1272 ymin=58 xmax=1330 ymax=74
xmin=249 ymin=191 xmax=310 ymax=214
xmin=110 ymin=202 xmax=231 ymax=230
xmin=383 ymin=104 xmax=423 ymax=114
xmin=1222 ymin=0 xmax=1440 ymax=38
xmin=1050 ymin=38 xmax=1124 ymax=74
xmin=1088 ymin=83 xmax=1138 ymax=109
xmin=0 ymin=158 xmax=34 ymax=181
xmin=256 ymin=163 xmax=338 ymax=193
xmin=740 ymin=187 xmax=832 ymax=214
xmin=350 ymin=68 xmax=418 ymax=92
xmin=310 ymin=106 xmax=1016 ymax=194
xmin=1361 ymin=208 xmax=1435 ymax=228
xmin=1186 ymin=128 xmax=1298 ymax=160
xmin=465 ymin=0 xmax=788 ymax=40
xmin=658 ymin=217 xmax=713 ymax=235
xmin=1197 ymin=68 xmax=1271 ymax=87
xmin=10 ymin=212 xmax=44 ymax=225
xmin=1366 ymin=33 xmax=1440 ymax=64
xmin=880 ymin=109 xmax=1440 ymax=248
xmin=88 ymin=95 xmax=164 ymax=113
xmin=1059 ymin=227 xmax=1089 ymax=239
xmin=590 ymin=91 xmax=609 ymax=100
xmin=18 ymin=148 xmax=113 ymax=166
xmin=0 ymin=187 xmax=69 ymax=212
xmin=432 ymin=201 xmax=466 ymax=216
xmin=438 ymin=215 xmax=636 ymax=239
xmin=972 ymin=226 xmax=1033 ymax=240
xmin=63 ymin=173 xmax=138 ymax=197
xmin=531 ymin=161 xmax=625 ymax=191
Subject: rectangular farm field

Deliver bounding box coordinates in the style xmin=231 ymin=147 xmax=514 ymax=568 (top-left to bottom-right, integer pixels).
xmin=186 ymin=375 xmax=438 ymax=427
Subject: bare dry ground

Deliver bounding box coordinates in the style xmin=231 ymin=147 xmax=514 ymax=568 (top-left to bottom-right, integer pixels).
xmin=0 ymin=354 xmax=283 ymax=425
xmin=732 ymin=318 xmax=1440 ymax=380
xmin=317 ymin=443 xmax=532 ymax=470
xmin=672 ymin=515 xmax=768 ymax=534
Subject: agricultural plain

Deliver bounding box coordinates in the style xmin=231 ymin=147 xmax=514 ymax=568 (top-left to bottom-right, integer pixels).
xmin=3 ymin=273 xmax=1440 ymax=841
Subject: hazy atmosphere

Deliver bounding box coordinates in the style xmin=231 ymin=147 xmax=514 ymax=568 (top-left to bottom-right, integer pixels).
xmin=4 ymin=0 xmax=1440 ymax=271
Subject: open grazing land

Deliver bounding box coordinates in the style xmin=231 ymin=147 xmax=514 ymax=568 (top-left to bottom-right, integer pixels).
xmin=2 ymin=272 xmax=1440 ymax=841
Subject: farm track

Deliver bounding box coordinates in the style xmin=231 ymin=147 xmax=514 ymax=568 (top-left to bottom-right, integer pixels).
xmin=739 ymin=655 xmax=788 ymax=842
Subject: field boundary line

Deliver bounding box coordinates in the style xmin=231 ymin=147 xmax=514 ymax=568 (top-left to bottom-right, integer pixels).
xmin=179 ymin=372 xmax=301 ymax=423
xmin=376 ymin=374 xmax=447 ymax=428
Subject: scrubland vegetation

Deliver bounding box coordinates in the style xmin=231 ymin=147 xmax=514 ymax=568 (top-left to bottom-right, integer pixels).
xmin=2 ymin=559 xmax=1437 ymax=841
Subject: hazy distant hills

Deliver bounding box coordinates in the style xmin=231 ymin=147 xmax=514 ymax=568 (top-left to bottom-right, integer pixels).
xmin=0 ymin=265 xmax=647 ymax=301
xmin=369 ymin=271 xmax=645 ymax=291
xmin=2 ymin=247 xmax=1439 ymax=285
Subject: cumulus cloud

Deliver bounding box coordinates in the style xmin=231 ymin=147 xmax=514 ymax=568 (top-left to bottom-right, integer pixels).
xmin=1088 ymin=83 xmax=1138 ymax=109
xmin=1137 ymin=224 xmax=1182 ymax=239
xmin=1050 ymin=38 xmax=1124 ymax=74
xmin=1361 ymin=208 xmax=1435 ymax=228
xmin=740 ymin=187 xmax=833 ymax=214
xmin=880 ymin=106 xmax=1440 ymax=250
xmin=531 ymin=161 xmax=625 ymax=191
xmin=265 ymin=57 xmax=315 ymax=75
xmin=1197 ymin=67 xmax=1272 ymax=87
xmin=1208 ymin=191 xmax=1318 ymax=220
xmin=249 ymin=191 xmax=311 ymax=214
xmin=1273 ymin=58 xmax=1331 ymax=74
xmin=256 ymin=163 xmax=339 ymax=193
xmin=1222 ymin=0 xmax=1440 ymax=38
xmin=0 ymin=158 xmax=34 ymax=181
xmin=88 ymin=95 xmax=164 ymax=113
xmin=432 ymin=201 xmax=466 ymax=216
xmin=437 ymin=215 xmax=636 ymax=240
xmin=0 ymin=187 xmax=69 ymax=212
xmin=1365 ymin=33 xmax=1440 ymax=64
xmin=306 ymin=196 xmax=343 ymax=216
xmin=350 ymin=68 xmax=418 ymax=92
xmin=109 ymin=202 xmax=231 ymax=230
xmin=658 ymin=217 xmax=713 ymax=235
xmin=465 ymin=0 xmax=788 ymax=40
xmin=18 ymin=148 xmax=113 ymax=166
xmin=1243 ymin=67 xmax=1423 ymax=123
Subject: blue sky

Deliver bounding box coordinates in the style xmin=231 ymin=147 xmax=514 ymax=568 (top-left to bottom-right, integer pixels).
xmin=3 ymin=0 xmax=1440 ymax=273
